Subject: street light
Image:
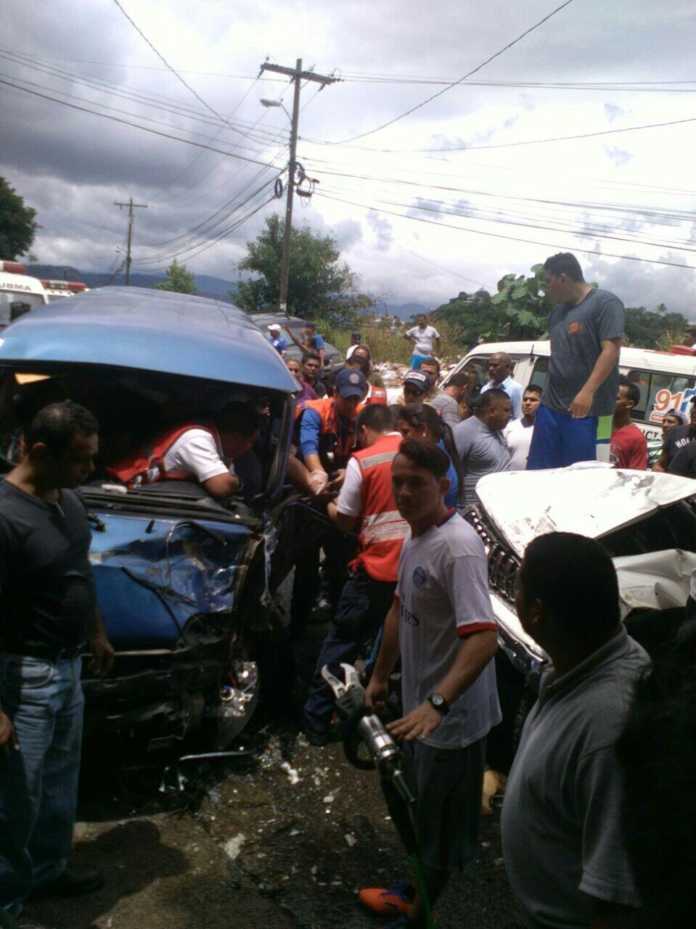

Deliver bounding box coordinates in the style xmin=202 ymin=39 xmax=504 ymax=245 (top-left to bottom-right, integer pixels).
xmin=259 ymin=98 xmax=291 ymax=121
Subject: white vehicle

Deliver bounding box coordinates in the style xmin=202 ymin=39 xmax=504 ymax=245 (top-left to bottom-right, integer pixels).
xmin=468 ymin=465 xmax=696 ymax=677
xmin=41 ymin=279 xmax=89 ymax=301
xmin=0 ymin=269 xmax=49 ymax=326
xmin=446 ymin=340 xmax=696 ymax=460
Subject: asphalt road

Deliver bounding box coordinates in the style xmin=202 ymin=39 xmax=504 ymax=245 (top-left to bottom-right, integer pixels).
xmin=25 ymin=728 xmax=523 ymax=929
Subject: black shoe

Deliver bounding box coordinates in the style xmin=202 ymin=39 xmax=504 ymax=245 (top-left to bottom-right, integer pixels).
xmin=30 ymin=865 xmax=104 ymax=900
xmin=302 ymin=725 xmax=331 ymax=747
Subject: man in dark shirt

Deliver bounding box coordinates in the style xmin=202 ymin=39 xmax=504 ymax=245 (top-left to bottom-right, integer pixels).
xmin=654 ymin=397 xmax=696 ymax=473
xmin=0 ymin=401 xmax=113 ymax=921
xmin=528 ymin=253 xmax=624 ymax=469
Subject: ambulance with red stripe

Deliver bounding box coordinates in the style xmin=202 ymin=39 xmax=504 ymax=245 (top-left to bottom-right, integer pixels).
xmin=0 ymin=260 xmax=49 ymax=326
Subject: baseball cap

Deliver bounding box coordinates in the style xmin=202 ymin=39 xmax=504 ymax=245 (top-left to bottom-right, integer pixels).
xmin=403 ymin=371 xmax=431 ymax=394
xmin=267 ymin=323 xmax=282 ymax=333
xmin=345 ymin=344 xmax=358 ymax=361
xmin=335 ymin=367 xmax=368 ymax=399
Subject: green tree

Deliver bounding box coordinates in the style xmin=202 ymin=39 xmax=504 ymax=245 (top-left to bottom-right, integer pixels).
xmin=156 ymin=260 xmax=197 ymax=294
xmin=434 ymin=264 xmax=551 ymax=342
xmin=0 ymin=177 xmax=37 ymax=259
xmin=624 ymin=303 xmax=688 ymax=349
xmin=236 ymin=214 xmax=371 ymax=324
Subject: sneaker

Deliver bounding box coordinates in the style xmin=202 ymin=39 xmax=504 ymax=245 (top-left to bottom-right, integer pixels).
xmin=358 ymin=879 xmax=415 ymax=917
xmin=29 ymin=865 xmax=104 ymax=900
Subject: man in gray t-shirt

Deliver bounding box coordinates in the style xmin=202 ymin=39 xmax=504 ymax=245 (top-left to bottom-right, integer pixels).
xmin=502 ymin=532 xmax=646 ymax=929
xmin=362 ymin=439 xmax=499 ymax=928
xmin=528 ymin=252 xmax=624 ymax=470
xmin=453 ymin=388 xmax=512 ymax=504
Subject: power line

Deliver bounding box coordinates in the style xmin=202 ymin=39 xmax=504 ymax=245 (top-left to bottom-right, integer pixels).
xmin=136 ymin=170 xmax=282 ymax=259
xmin=111 ymin=0 xmax=227 ymax=122
xmin=314 ymin=190 xmax=696 ymax=273
xmin=315 ymin=0 xmax=576 ymax=144
xmin=0 ymin=48 xmax=289 ymax=149
xmin=302 ymin=162 xmax=695 ymax=225
xmin=134 ymin=191 xmax=277 ymax=266
xmin=0 ymin=76 xmax=279 ymax=168
xmin=23 ymin=55 xmax=696 ymax=89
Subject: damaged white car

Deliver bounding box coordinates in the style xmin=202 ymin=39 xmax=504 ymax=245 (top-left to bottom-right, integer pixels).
xmin=462 ymin=465 xmax=696 ymax=765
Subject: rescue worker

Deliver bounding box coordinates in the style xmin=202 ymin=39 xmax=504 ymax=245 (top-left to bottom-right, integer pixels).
xmin=302 ymin=404 xmax=409 ymax=745
xmin=107 ymin=401 xmax=259 ymax=500
xmin=297 ymin=367 xmax=368 ymax=494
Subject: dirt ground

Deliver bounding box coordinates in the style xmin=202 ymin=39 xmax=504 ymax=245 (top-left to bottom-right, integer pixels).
xmin=25 ymin=723 xmax=523 ymax=929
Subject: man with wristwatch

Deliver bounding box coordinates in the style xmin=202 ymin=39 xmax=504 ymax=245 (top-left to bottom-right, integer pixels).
xmin=360 ymin=439 xmax=500 ymax=929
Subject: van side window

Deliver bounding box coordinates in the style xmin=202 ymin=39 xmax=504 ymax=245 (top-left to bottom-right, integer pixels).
xmin=529 ymin=356 xmax=549 ymax=394
xmin=460 ymin=356 xmax=491 ymax=392
xmin=645 ymin=373 xmax=695 ymax=423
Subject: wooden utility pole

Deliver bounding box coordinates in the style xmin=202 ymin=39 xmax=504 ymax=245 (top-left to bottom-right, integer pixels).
xmin=114 ymin=197 xmax=148 ymax=285
xmin=259 ymin=59 xmax=337 ymax=315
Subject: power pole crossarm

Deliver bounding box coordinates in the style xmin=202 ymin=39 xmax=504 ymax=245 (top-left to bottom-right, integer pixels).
xmin=259 ymin=60 xmax=338 ymax=316
xmin=114 ymin=197 xmax=148 ymax=285
xmin=260 ymin=62 xmax=339 ymax=86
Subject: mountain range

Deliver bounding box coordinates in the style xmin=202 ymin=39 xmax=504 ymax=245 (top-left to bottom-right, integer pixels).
xmin=26 ymin=265 xmax=430 ymax=320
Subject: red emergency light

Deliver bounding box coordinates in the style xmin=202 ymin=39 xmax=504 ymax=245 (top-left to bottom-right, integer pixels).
xmin=0 ymin=261 xmax=27 ymax=274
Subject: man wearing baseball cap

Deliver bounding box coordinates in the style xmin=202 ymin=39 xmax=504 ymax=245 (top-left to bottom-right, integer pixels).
xmin=296 ymin=367 xmax=368 ymax=494
xmin=267 ymin=323 xmax=289 ymax=354
xmin=402 ymin=370 xmax=432 ymax=404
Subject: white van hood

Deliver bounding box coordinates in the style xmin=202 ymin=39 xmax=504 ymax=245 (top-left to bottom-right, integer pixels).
xmin=475 ymin=464 xmax=696 ymax=559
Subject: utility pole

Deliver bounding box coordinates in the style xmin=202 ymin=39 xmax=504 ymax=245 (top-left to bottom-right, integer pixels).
xmin=260 ymin=59 xmax=337 ymax=315
xmin=114 ymin=197 xmax=148 ymax=285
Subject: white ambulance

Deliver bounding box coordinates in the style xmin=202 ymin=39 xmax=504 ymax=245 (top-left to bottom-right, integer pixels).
xmin=445 ymin=340 xmax=696 ymax=460
xmin=0 ymin=261 xmax=49 ymax=326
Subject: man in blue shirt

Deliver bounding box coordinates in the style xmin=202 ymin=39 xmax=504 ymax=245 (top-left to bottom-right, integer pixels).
xmin=480 ymin=353 xmax=523 ymax=419
xmin=288 ymin=321 xmax=326 ymax=367
xmin=527 ymin=253 xmax=624 ymax=469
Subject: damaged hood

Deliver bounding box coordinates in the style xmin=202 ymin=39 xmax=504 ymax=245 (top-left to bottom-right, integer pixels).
xmin=476 ymin=464 xmax=696 ymax=558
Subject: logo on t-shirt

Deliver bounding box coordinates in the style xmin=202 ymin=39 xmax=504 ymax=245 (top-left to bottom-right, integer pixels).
xmin=568 ymin=321 xmax=584 ymax=335
xmin=400 ymin=603 xmax=420 ymax=626
xmin=412 ymin=566 xmax=428 ymax=589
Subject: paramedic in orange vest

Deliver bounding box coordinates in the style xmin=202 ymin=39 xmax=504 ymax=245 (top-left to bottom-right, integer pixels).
xmin=302 ymin=404 xmax=409 ymax=744
xmin=297 ymin=367 xmax=368 ymax=494
xmin=108 ymin=402 xmax=259 ymax=500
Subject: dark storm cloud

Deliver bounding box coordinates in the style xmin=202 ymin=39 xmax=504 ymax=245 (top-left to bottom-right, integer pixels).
xmin=2 ymin=0 xmax=695 ymax=293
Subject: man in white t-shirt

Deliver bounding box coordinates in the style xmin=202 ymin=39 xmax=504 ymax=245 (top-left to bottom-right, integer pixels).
xmin=504 ymin=384 xmax=542 ymax=470
xmin=108 ymin=402 xmax=260 ymax=499
xmin=404 ymin=314 xmax=440 ymax=370
xmin=360 ymin=438 xmax=500 ymax=928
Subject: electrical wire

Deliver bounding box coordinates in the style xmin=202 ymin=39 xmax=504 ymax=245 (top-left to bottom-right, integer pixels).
xmin=313 ymin=114 xmax=696 ymax=154
xmin=0 ymin=48 xmax=289 ymax=149
xmin=0 ymin=75 xmax=279 ymax=168
xmin=309 ymin=0 xmax=576 ymax=144
xmin=314 ymin=190 xmax=696 ymax=273
xmin=301 ymin=162 xmax=696 ymax=226
xmin=111 ymin=0 xmax=228 ymax=122
xmin=134 ymin=193 xmax=277 ymax=267
xmin=136 ymin=164 xmax=284 ymax=257
xmin=23 ymin=55 xmax=696 ymax=91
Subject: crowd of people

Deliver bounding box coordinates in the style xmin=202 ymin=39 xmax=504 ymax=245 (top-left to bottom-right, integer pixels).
xmin=1 ymin=251 xmax=694 ymax=929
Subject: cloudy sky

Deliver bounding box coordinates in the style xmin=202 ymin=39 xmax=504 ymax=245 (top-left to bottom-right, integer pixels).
xmin=4 ymin=0 xmax=696 ymax=313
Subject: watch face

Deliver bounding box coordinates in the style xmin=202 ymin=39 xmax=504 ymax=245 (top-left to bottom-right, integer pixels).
xmin=430 ymin=693 xmax=445 ymax=708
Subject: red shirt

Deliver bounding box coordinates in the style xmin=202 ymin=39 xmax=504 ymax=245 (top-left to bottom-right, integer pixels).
xmin=610 ymin=424 xmax=648 ymax=470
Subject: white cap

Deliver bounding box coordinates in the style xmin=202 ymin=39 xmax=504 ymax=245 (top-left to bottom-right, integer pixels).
xmin=345 ymin=344 xmax=358 ymax=361
xmin=268 ymin=323 xmax=282 ymax=333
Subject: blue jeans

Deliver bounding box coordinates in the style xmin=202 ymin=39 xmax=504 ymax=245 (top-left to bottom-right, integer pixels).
xmin=0 ymin=655 xmax=84 ymax=914
xmin=303 ymin=568 xmax=396 ymax=733
xmin=410 ymin=353 xmax=429 ymax=370
xmin=526 ymin=403 xmax=601 ymax=469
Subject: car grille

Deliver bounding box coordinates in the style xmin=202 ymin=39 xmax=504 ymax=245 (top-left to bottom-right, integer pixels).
xmin=462 ymin=506 xmax=520 ymax=605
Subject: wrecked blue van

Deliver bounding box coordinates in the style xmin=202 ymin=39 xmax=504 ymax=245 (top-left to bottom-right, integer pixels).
xmin=0 ymin=287 xmax=299 ymax=751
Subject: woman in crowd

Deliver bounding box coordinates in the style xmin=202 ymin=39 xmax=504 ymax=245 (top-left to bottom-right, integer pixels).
xmin=393 ymin=402 xmax=462 ymax=507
